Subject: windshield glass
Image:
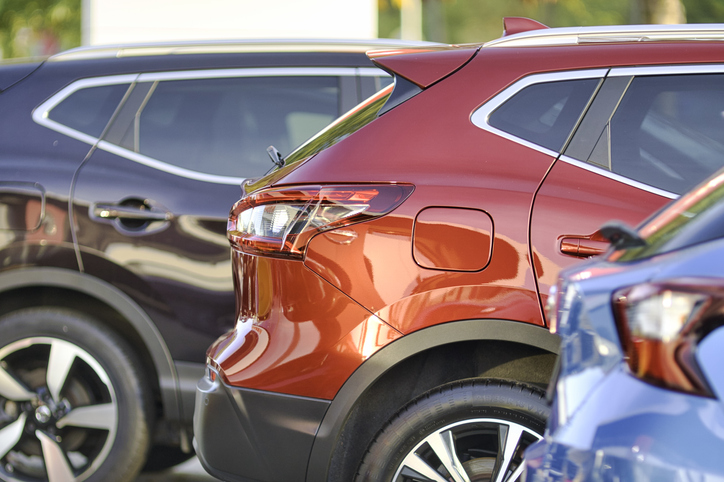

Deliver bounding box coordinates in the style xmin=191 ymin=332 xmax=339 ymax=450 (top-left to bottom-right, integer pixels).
xmin=243 ymin=84 xmax=393 ymax=194
xmin=610 ymin=168 xmax=724 ymax=262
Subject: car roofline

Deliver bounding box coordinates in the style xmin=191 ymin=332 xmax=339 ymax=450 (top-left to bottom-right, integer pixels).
xmin=49 ymin=38 xmax=443 ymax=62
xmin=485 ymin=23 xmax=724 ymax=48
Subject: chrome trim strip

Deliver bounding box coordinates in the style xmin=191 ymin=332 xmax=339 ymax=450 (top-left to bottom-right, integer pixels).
xmin=135 ymin=66 xmax=384 ymax=82
xmin=97 ymin=141 xmax=245 ymax=185
xmin=470 ymin=69 xmax=608 ymax=158
xmin=33 ymin=67 xmax=384 ymax=185
xmin=559 ymin=155 xmax=678 ymax=199
xmin=609 ymin=64 xmax=724 ymax=77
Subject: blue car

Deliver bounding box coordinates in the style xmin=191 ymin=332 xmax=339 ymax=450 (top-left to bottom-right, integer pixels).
xmin=524 ymin=169 xmax=724 ymax=481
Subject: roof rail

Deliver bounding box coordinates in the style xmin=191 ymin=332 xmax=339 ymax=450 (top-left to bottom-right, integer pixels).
xmin=486 ymin=22 xmax=724 ymax=48
xmin=49 ymin=38 xmax=441 ymax=62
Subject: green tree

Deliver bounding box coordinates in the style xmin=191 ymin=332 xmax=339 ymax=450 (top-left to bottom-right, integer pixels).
xmin=0 ymin=0 xmax=80 ymax=59
xmin=380 ymin=0 xmax=701 ymax=44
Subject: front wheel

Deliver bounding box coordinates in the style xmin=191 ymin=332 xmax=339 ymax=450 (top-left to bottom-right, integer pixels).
xmin=356 ymin=379 xmax=549 ymax=482
xmin=0 ymin=308 xmax=153 ymax=482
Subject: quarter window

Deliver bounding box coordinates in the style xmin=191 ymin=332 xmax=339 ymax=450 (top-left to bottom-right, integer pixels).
xmin=488 ymin=79 xmax=599 ymax=152
xmin=47 ymin=84 xmax=129 ymax=138
xmin=609 ymin=74 xmax=724 ymax=195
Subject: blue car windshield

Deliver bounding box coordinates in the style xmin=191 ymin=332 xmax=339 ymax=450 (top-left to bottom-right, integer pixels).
xmin=611 ymin=169 xmax=724 ymax=262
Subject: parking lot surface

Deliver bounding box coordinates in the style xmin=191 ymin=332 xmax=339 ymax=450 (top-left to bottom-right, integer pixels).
xmin=136 ymin=457 xmax=217 ymax=482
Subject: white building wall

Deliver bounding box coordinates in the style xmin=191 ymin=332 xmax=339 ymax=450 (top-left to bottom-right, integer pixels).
xmin=84 ymin=0 xmax=378 ymax=45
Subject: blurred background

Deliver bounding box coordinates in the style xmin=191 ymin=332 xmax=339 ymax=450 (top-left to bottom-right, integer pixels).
xmin=1 ymin=0 xmax=723 ymax=60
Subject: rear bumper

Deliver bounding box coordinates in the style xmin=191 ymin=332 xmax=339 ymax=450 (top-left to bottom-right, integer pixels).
xmin=193 ymin=368 xmax=330 ymax=482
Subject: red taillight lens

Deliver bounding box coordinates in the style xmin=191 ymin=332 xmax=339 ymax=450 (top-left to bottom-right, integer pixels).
xmin=612 ymin=279 xmax=724 ymax=397
xmin=227 ymin=184 xmax=414 ymax=259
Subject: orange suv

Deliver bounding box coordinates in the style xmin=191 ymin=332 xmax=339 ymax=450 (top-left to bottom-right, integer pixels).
xmin=195 ymin=18 xmax=724 ymax=482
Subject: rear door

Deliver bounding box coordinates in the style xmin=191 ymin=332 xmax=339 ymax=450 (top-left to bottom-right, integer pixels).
xmin=531 ymin=66 xmax=724 ymax=312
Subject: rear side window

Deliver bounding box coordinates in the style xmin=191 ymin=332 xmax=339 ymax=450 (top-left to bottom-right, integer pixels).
xmin=610 ymin=74 xmax=724 ymax=195
xmin=135 ymin=76 xmax=339 ymax=178
xmin=47 ymin=84 xmax=129 ymax=138
xmin=488 ymin=79 xmax=599 ymax=152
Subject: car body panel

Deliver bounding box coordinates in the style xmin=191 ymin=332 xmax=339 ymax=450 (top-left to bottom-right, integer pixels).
xmin=211 ymin=251 xmax=402 ymax=399
xmin=531 ymin=159 xmax=671 ymax=310
xmin=196 ymin=26 xmax=724 ymax=482
xmin=369 ymin=46 xmax=479 ymax=87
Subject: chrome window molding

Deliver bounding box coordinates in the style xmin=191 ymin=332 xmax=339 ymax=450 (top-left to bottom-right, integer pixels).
xmin=135 ymin=66 xmax=385 ymax=82
xmin=96 ymin=140 xmax=246 ymax=184
xmin=559 ymin=155 xmax=678 ymax=200
xmin=470 ymin=69 xmax=608 ymax=158
xmin=609 ymin=64 xmax=724 ymax=77
xmin=33 ymin=67 xmax=385 ymax=185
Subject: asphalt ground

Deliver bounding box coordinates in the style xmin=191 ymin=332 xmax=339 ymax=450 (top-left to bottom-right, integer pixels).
xmin=136 ymin=456 xmax=218 ymax=482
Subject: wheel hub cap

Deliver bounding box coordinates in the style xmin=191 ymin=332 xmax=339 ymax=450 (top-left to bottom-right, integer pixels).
xmin=34 ymin=405 xmax=51 ymax=424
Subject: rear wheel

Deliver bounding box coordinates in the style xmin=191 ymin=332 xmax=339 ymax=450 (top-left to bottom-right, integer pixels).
xmin=0 ymin=308 xmax=152 ymax=482
xmin=355 ymin=379 xmax=548 ymax=482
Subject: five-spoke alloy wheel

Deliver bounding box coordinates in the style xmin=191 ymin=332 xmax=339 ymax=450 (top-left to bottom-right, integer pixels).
xmin=0 ymin=308 xmax=152 ymax=482
xmin=356 ymin=379 xmax=548 ymax=482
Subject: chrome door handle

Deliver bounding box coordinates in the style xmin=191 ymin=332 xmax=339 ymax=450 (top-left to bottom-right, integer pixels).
xmin=92 ymin=203 xmax=173 ymax=221
xmin=560 ymin=236 xmax=609 ymax=257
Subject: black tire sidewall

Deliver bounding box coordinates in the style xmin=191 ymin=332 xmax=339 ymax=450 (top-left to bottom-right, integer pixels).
xmin=0 ymin=307 xmax=153 ymax=482
xmin=356 ymin=379 xmax=549 ymax=482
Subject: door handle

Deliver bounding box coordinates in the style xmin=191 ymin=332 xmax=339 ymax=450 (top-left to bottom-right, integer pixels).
xmin=560 ymin=236 xmax=609 ymax=257
xmin=92 ymin=203 xmax=173 ymax=221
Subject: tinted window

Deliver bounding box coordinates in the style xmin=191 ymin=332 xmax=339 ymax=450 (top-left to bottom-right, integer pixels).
xmin=489 ymin=79 xmax=599 ymax=152
xmin=136 ymin=76 xmax=339 ymax=178
xmin=610 ymin=74 xmax=724 ymax=195
xmin=48 ymin=84 xmax=129 ymax=138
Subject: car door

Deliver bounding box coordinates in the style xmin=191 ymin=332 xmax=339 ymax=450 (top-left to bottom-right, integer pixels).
xmin=531 ymin=66 xmax=724 ymax=312
xmin=33 ymin=66 xmax=385 ymax=368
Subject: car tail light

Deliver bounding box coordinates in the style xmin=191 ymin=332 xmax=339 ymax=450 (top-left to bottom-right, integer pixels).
xmin=612 ymin=279 xmax=724 ymax=397
xmin=227 ymin=184 xmax=414 ymax=259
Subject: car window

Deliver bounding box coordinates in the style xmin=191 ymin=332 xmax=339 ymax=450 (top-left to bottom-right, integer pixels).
xmin=135 ymin=76 xmax=340 ymax=178
xmin=609 ymin=74 xmax=724 ymax=195
xmin=488 ymin=79 xmax=600 ymax=152
xmin=47 ymin=84 xmax=129 ymax=138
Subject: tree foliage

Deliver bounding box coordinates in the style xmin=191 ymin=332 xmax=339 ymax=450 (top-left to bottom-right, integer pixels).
xmin=379 ymin=0 xmax=721 ymax=44
xmin=0 ymin=0 xmax=80 ymax=59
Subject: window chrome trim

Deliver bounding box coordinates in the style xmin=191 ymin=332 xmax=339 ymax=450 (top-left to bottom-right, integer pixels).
xmin=33 ymin=67 xmax=384 ymax=185
xmin=609 ymin=64 xmax=724 ymax=77
xmin=559 ymin=155 xmax=678 ymax=199
xmin=135 ymin=66 xmax=384 ymax=82
xmin=470 ymin=69 xmax=608 ymax=158
xmin=96 ymin=140 xmax=245 ymax=184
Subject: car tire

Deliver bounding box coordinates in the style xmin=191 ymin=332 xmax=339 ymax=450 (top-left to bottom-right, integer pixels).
xmin=355 ymin=379 xmax=548 ymax=482
xmin=0 ymin=308 xmax=153 ymax=482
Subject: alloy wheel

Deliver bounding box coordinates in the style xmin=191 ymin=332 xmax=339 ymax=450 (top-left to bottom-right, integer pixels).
xmin=392 ymin=418 xmax=542 ymax=482
xmin=0 ymin=337 xmax=117 ymax=482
